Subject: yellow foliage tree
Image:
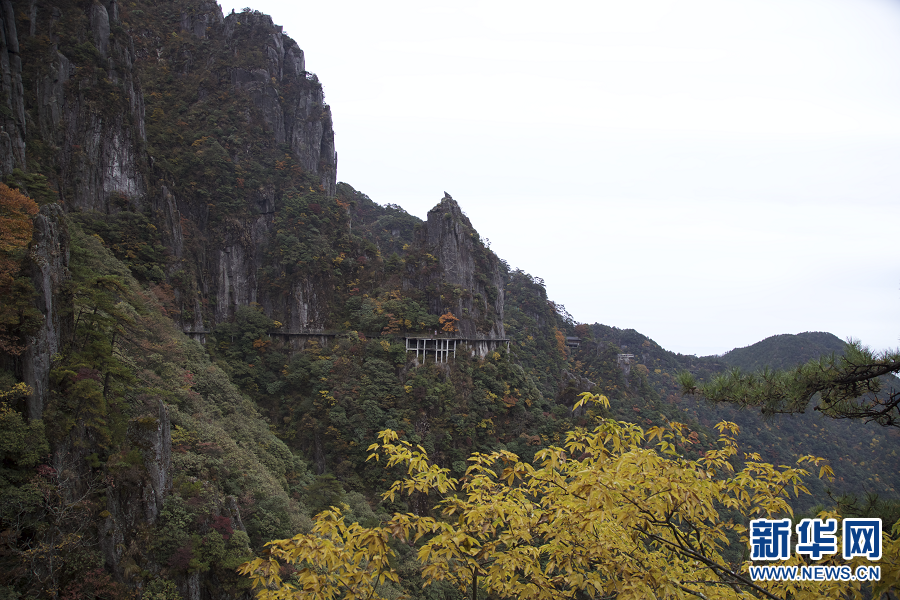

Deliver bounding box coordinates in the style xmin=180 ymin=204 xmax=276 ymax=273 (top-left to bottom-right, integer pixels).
xmin=239 ymin=393 xmax=899 ymax=600
xmin=439 ymin=311 xmax=459 ymax=334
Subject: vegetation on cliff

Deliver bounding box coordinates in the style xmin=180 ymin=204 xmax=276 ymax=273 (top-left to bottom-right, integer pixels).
xmin=0 ymin=183 xmax=41 ymax=355
xmin=0 ymin=0 xmax=897 ymax=598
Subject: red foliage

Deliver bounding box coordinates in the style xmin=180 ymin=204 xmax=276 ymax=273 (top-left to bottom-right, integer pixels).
xmin=196 ymin=441 xmax=223 ymax=457
xmin=0 ymin=183 xmax=37 ymax=274
xmin=36 ymin=464 xmax=56 ymax=478
xmin=169 ymin=544 xmax=194 ymax=571
xmin=210 ymin=514 xmax=233 ymax=540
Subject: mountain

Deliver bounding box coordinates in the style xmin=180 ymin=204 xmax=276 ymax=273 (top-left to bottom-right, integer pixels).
xmin=0 ymin=1 xmax=897 ymax=598
xmin=716 ymin=331 xmax=849 ymax=372
xmin=0 ymin=3 xmax=547 ymax=595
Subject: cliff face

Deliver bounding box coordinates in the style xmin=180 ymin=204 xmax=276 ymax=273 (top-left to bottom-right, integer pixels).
xmin=407 ymin=194 xmax=506 ymax=339
xmin=225 ymin=10 xmax=336 ymax=196
xmin=1 ymin=3 xmax=338 ymax=594
xmin=0 ymin=0 xmax=26 ymax=172
xmin=22 ymin=203 xmax=71 ymax=420
xmin=6 ymin=0 xmax=338 ymax=333
xmin=101 ymin=398 xmax=173 ymax=579
xmin=58 ymin=0 xmax=148 ymax=210
xmin=0 ymin=2 xmax=578 ymax=599
xmin=7 ymin=0 xmax=511 ymax=343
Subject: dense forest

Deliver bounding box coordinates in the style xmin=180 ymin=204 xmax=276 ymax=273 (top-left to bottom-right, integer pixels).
xmin=0 ymin=1 xmax=897 ymax=598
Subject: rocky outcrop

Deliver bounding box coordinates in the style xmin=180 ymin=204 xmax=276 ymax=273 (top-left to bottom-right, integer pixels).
xmin=208 ymin=184 xmax=329 ymax=329
xmin=90 ymin=2 xmax=110 ymax=60
xmin=141 ymin=399 xmax=173 ymax=518
xmin=37 ymin=50 xmax=70 ymax=141
xmin=59 ymin=105 xmax=147 ymax=210
xmin=408 ymin=194 xmax=506 ymax=339
xmin=0 ymin=0 xmax=26 ymax=176
xmin=180 ymin=0 xmax=222 ymax=39
xmin=27 ymin=0 xmax=150 ymax=212
xmin=214 ymin=247 xmax=329 ymax=329
xmin=22 ymin=203 xmax=71 ymax=420
xmin=152 ymin=185 xmax=184 ymax=259
xmin=225 ymin=10 xmax=337 ymax=196
xmin=101 ymin=398 xmax=173 ymax=575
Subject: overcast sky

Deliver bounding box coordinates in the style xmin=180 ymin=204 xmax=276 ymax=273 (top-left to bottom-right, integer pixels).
xmin=222 ymin=0 xmax=900 ymax=356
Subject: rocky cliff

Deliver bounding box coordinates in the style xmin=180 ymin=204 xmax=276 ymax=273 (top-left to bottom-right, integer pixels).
xmin=4 ymin=0 xmax=339 ymax=334
xmin=0 ymin=0 xmax=26 ymax=172
xmin=404 ymin=194 xmax=506 ymax=340
xmin=5 ymin=0 xmax=517 ymax=344
xmin=0 ymin=3 xmax=541 ymax=597
xmin=22 ymin=203 xmax=70 ymax=420
xmin=1 ymin=2 xmax=338 ymax=595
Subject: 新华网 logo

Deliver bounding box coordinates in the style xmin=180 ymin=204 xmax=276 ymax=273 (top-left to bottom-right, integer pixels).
xmin=749 ymin=517 xmax=881 ymax=562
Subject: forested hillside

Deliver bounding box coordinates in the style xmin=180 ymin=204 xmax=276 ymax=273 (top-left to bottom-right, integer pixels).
xmin=564 ymin=327 xmax=900 ymax=507
xmin=0 ymin=1 xmax=897 ymax=598
xmin=716 ymin=331 xmax=849 ymax=372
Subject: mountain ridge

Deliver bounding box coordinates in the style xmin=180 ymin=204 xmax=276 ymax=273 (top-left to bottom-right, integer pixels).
xmin=0 ymin=2 xmax=896 ymax=598
xmin=714 ymin=331 xmax=848 ymax=371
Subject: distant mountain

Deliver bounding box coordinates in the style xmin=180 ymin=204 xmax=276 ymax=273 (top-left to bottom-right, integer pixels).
xmin=714 ymin=331 xmax=848 ymax=372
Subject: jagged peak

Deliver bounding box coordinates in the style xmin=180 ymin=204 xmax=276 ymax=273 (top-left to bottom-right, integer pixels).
xmin=428 ymin=193 xmax=465 ymax=220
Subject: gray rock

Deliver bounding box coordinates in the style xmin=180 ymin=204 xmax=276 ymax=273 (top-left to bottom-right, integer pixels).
xmin=152 ymin=185 xmax=184 ymax=258
xmin=101 ymin=398 xmax=173 ymax=573
xmin=23 ymin=204 xmax=71 ymax=421
xmin=0 ymin=129 xmax=13 ymax=174
xmin=90 ymin=2 xmax=110 ymax=59
xmin=38 ymin=52 xmax=71 ymax=137
xmin=407 ymin=195 xmax=506 ymax=340
xmin=229 ymin=41 xmax=337 ymax=197
xmin=180 ymin=0 xmax=223 ymax=39
xmin=0 ymin=0 xmax=26 ymax=174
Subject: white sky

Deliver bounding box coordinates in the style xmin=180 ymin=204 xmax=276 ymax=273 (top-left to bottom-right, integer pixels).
xmin=222 ymin=0 xmax=900 ymax=356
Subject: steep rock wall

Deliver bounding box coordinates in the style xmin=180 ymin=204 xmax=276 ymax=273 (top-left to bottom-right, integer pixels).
xmin=9 ymin=0 xmax=338 ymax=332
xmin=407 ymin=194 xmax=506 ymax=339
xmin=225 ymin=10 xmax=337 ymax=196
xmin=101 ymin=398 xmax=173 ymax=575
xmin=41 ymin=0 xmax=149 ymax=210
xmin=0 ymin=0 xmax=26 ymax=175
xmin=149 ymin=5 xmax=336 ymax=330
xmin=22 ymin=203 xmax=71 ymax=420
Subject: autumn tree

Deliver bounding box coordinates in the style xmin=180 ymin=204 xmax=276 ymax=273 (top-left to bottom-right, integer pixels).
xmin=0 ymin=183 xmax=40 ymax=355
xmin=439 ymin=311 xmax=459 ymax=334
xmin=678 ymin=339 xmax=900 ymax=427
xmin=239 ymin=393 xmax=898 ymax=600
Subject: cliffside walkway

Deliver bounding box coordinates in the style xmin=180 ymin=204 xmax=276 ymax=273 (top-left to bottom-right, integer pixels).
xmin=404 ymin=336 xmax=510 ymax=363
xmin=183 ymin=328 xmax=509 ymax=361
